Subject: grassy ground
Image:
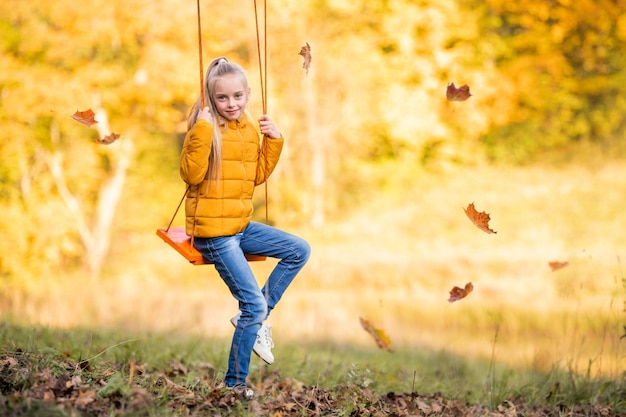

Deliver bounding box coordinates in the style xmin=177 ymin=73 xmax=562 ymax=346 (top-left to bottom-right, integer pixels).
xmin=1 ymin=322 xmax=624 ymax=416
xmin=1 ymin=162 xmax=625 ymax=414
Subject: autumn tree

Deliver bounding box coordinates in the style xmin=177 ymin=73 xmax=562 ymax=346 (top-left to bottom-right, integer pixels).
xmin=474 ymin=0 xmax=626 ymax=162
xmin=1 ymin=0 xmax=626 ymax=285
xmin=0 ymin=0 xmax=208 ymax=279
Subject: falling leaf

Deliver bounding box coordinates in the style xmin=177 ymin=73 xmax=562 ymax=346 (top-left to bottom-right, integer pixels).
xmin=71 ymin=109 xmax=98 ymax=127
xmin=548 ymin=261 xmax=569 ymax=271
xmin=464 ymin=202 xmax=497 ymax=234
xmin=96 ymin=132 xmax=120 ymax=145
xmin=359 ymin=317 xmax=393 ymax=352
xmin=448 ymin=282 xmax=473 ymax=303
xmin=446 ymin=82 xmax=472 ymax=101
xmin=298 ymin=42 xmax=312 ymax=75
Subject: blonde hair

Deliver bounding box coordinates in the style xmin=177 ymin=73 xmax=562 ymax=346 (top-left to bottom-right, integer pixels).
xmin=187 ymin=57 xmax=250 ymax=185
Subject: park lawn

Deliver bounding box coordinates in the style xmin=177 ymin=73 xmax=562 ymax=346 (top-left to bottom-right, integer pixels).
xmin=0 ymin=322 xmax=624 ymax=416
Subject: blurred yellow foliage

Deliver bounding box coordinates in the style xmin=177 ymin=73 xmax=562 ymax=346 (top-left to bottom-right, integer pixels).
xmin=0 ymin=0 xmax=625 ymax=281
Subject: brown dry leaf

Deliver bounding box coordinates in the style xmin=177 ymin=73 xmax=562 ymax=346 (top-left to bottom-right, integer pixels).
xmin=416 ymin=399 xmax=431 ymax=413
xmin=359 ymin=317 xmax=393 ymax=352
xmin=74 ymin=390 xmax=97 ymax=407
xmin=157 ymin=373 xmax=193 ymax=396
xmin=430 ymin=400 xmax=444 ymax=413
xmin=167 ymin=360 xmax=188 ymax=376
xmin=448 ymin=282 xmax=473 ymax=303
xmin=127 ymin=387 xmax=154 ymax=411
xmin=464 ymin=202 xmax=497 ymax=234
xmin=96 ymin=132 xmax=120 ymax=145
xmin=71 ymin=109 xmax=98 ymax=127
xmin=548 ymin=261 xmax=569 ymax=271
xmin=0 ymin=356 xmax=18 ymax=368
xmin=43 ymin=389 xmax=55 ymax=401
xmin=446 ymin=82 xmax=472 ymax=101
xmin=298 ymin=42 xmax=312 ymax=75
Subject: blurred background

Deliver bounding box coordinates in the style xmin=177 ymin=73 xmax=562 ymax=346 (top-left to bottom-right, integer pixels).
xmin=0 ymin=0 xmax=624 ymax=378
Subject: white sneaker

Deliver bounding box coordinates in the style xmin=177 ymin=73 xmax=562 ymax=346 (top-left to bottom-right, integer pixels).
xmin=230 ymin=313 xmax=275 ymax=365
xmin=229 ymin=313 xmax=240 ymax=328
xmin=221 ymin=384 xmax=254 ymax=400
xmin=255 ymin=324 xmax=275 ymax=365
xmin=233 ymin=386 xmax=254 ymax=400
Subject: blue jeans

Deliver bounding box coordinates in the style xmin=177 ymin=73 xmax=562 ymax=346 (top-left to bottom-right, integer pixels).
xmin=193 ymin=221 xmax=310 ymax=387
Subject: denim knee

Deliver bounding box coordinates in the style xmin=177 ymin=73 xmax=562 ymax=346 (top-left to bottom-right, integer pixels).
xmin=242 ymin=297 xmax=268 ymax=324
xmin=295 ymin=238 xmax=311 ymax=262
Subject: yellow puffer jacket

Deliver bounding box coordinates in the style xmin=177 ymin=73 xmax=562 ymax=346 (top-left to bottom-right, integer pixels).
xmin=180 ymin=113 xmax=284 ymax=237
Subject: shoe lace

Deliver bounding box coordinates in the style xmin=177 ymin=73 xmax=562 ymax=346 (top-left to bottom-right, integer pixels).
xmin=260 ymin=325 xmax=274 ymax=349
xmin=241 ymin=387 xmax=254 ymax=399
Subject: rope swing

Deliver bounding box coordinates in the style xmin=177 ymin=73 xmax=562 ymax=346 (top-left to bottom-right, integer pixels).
xmin=156 ymin=0 xmax=269 ymax=265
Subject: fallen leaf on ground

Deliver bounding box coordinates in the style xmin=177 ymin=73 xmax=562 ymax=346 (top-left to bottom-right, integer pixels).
xmin=157 ymin=373 xmax=194 ymax=396
xmin=71 ymin=109 xmax=98 ymax=127
xmin=448 ymin=282 xmax=473 ymax=303
xmin=446 ymin=83 xmax=472 ymax=101
xmin=1 ymin=351 xmax=623 ymax=417
xmin=359 ymin=317 xmax=393 ymax=352
xmin=464 ymin=203 xmax=497 ymax=234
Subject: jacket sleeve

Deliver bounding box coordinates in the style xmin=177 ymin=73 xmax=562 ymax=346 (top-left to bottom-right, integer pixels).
xmin=180 ymin=120 xmax=213 ymax=185
xmin=255 ymin=135 xmax=284 ymax=185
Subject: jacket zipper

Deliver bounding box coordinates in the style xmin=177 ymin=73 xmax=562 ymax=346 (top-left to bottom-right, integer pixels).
xmin=237 ymin=121 xmax=247 ymax=220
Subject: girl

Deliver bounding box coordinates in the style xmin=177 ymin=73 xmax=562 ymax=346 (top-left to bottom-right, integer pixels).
xmin=179 ymin=57 xmax=310 ymax=398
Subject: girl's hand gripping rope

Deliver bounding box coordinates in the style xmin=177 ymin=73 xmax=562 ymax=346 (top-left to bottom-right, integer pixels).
xmin=259 ymin=115 xmax=280 ymax=139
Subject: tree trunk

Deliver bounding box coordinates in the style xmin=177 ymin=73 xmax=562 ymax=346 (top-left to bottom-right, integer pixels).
xmin=44 ymin=108 xmax=134 ymax=278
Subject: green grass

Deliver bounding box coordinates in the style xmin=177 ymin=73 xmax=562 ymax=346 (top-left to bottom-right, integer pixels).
xmin=1 ymin=322 xmax=624 ymax=416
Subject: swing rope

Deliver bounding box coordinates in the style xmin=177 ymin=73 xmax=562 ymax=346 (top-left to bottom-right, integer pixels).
xmin=253 ymin=0 xmax=270 ymax=226
xmin=188 ymin=0 xmax=205 ymax=251
xmin=254 ymin=0 xmax=267 ymax=115
xmin=196 ymin=0 xmax=205 ymax=109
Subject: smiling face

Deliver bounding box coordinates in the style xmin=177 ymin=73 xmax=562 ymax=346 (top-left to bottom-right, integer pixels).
xmin=212 ymin=73 xmax=250 ymax=121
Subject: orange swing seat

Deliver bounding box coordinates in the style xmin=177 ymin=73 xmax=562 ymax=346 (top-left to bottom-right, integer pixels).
xmin=157 ymin=228 xmax=266 ymax=265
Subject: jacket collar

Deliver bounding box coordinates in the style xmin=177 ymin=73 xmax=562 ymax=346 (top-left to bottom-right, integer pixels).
xmin=225 ymin=113 xmax=249 ymax=129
